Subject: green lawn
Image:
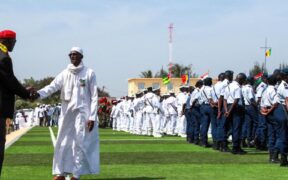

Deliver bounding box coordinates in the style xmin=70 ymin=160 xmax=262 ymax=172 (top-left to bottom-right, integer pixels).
xmin=2 ymin=127 xmax=288 ymax=180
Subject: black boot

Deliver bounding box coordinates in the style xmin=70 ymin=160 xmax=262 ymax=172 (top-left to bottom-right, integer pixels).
xmin=221 ymin=141 xmax=230 ymax=152
xmin=231 ymin=147 xmax=247 ymax=155
xmin=187 ymin=136 xmax=194 ymax=143
xmin=269 ymin=151 xmax=274 ymax=163
xmin=189 ymin=137 xmax=194 ymax=144
xmin=280 ymin=154 xmax=288 ymax=167
xmin=216 ymin=141 xmax=221 ymax=150
xmin=241 ymin=139 xmax=248 ymax=148
xmin=247 ymin=140 xmax=255 ymax=148
xmin=270 ymin=151 xmax=280 ymax=163
xmin=212 ymin=141 xmax=217 ymax=150
xmin=237 ymin=147 xmax=247 ymax=155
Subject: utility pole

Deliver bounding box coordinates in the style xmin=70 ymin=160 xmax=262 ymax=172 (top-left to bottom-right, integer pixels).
xmin=260 ymin=37 xmax=271 ymax=72
xmin=168 ymin=23 xmax=173 ymax=78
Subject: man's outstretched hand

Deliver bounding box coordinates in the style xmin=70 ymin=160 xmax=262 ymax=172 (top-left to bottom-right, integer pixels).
xmin=26 ymin=87 xmax=39 ymax=101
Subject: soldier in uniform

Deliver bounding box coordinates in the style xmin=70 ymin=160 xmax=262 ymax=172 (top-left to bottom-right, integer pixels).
xmin=255 ymin=74 xmax=268 ymax=150
xmin=143 ymin=87 xmax=157 ymax=136
xmin=166 ymin=91 xmax=178 ymax=135
xmin=217 ymin=70 xmax=233 ymax=152
xmin=260 ymin=75 xmax=279 ymax=163
xmin=0 ymin=30 xmax=36 ymax=175
xmin=133 ymin=92 xmax=145 ymax=135
xmin=189 ymin=80 xmax=203 ymax=145
xmin=211 ymin=73 xmax=225 ymax=150
xmin=275 ymin=69 xmax=288 ymax=166
xmin=185 ymin=86 xmax=195 ymax=143
xmin=199 ymin=78 xmax=214 ymax=147
xmin=176 ymin=85 xmax=189 ymax=137
xmin=223 ymin=73 xmax=247 ymax=154
xmin=152 ymin=87 xmax=162 ymax=137
xmin=242 ymin=77 xmax=258 ymax=148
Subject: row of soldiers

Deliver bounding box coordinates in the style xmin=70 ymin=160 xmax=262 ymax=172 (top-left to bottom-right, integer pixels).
xmin=110 ymin=68 xmax=288 ymax=167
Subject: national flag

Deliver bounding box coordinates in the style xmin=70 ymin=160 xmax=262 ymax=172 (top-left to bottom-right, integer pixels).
xmin=265 ymin=48 xmax=271 ymax=57
xmin=200 ymin=72 xmax=209 ymax=80
xmin=162 ymin=76 xmax=170 ymax=85
xmin=181 ymin=74 xmax=188 ymax=84
xmin=254 ymin=72 xmax=263 ymax=80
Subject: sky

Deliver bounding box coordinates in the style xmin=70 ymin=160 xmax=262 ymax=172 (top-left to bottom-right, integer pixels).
xmin=1 ymin=0 xmax=288 ymax=97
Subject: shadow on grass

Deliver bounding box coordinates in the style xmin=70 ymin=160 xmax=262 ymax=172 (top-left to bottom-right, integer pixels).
xmin=85 ymin=177 xmax=166 ymax=180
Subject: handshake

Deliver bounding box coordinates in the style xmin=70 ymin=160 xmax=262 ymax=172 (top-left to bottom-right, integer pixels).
xmin=26 ymin=87 xmax=40 ymax=101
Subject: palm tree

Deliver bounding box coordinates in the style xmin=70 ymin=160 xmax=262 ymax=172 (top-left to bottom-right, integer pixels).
xmin=140 ymin=70 xmax=153 ymax=78
xmin=171 ymin=63 xmax=191 ymax=77
xmin=154 ymin=67 xmax=168 ymax=78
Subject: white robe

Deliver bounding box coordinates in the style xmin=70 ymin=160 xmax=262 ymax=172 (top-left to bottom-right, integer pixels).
xmin=38 ymin=65 xmax=100 ymax=176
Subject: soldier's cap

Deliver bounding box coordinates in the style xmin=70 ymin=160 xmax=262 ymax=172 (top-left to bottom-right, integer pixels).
xmin=141 ymin=88 xmax=147 ymax=93
xmin=179 ymin=85 xmax=185 ymax=89
xmin=153 ymin=87 xmax=160 ymax=91
xmin=0 ymin=30 xmax=16 ymax=39
xmin=147 ymin=86 xmax=153 ymax=91
xmin=281 ymin=68 xmax=288 ymax=75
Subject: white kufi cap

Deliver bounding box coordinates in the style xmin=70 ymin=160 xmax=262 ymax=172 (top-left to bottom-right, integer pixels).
xmin=70 ymin=47 xmax=83 ymax=55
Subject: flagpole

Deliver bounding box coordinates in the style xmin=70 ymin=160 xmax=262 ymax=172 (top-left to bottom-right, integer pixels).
xmin=260 ymin=37 xmax=271 ymax=72
xmin=264 ymin=38 xmax=267 ymax=71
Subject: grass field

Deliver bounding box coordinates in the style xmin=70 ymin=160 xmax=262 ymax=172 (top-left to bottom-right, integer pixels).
xmin=2 ymin=127 xmax=288 ymax=180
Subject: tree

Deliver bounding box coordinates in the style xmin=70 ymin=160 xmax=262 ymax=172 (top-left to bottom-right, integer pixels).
xmin=170 ymin=63 xmax=191 ymax=77
xmin=279 ymin=63 xmax=288 ymax=70
xmin=249 ymin=62 xmax=267 ymax=77
xmin=140 ymin=70 xmax=153 ymax=78
xmin=98 ymin=86 xmax=110 ymax=97
xmin=154 ymin=67 xmax=168 ymax=78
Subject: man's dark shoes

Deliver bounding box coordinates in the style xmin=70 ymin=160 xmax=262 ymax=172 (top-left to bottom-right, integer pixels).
xmin=269 ymin=151 xmax=280 ymax=163
xmin=53 ymin=176 xmax=65 ymax=180
xmin=220 ymin=141 xmax=230 ymax=152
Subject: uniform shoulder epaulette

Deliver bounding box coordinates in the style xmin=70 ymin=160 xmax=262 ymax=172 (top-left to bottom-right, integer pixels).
xmin=0 ymin=43 xmax=8 ymax=54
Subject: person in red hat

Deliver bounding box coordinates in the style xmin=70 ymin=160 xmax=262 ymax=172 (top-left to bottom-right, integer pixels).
xmin=0 ymin=30 xmax=37 ymax=175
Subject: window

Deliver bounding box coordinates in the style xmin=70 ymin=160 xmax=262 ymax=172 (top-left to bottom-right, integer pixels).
xmin=152 ymin=83 xmax=160 ymax=90
xmin=138 ymin=83 xmax=145 ymax=90
xmin=167 ymin=83 xmax=173 ymax=90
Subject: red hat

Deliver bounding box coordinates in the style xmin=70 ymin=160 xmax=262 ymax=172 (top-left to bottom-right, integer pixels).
xmin=0 ymin=30 xmax=16 ymax=39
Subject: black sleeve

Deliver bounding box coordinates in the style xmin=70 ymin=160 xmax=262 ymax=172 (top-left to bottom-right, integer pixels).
xmin=0 ymin=57 xmax=30 ymax=99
